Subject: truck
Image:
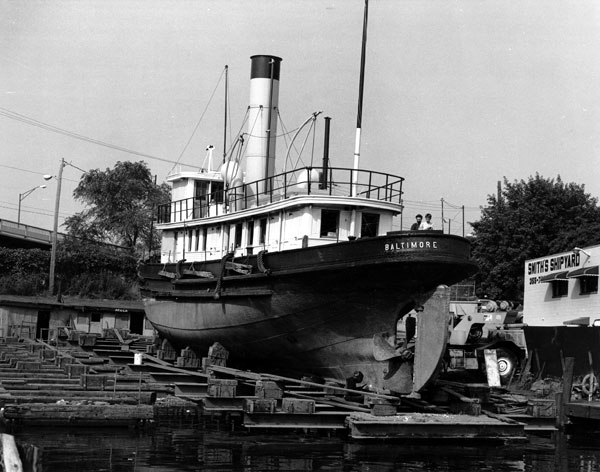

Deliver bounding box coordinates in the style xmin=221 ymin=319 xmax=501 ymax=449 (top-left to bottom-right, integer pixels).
xmin=445 ymin=299 xmax=528 ymax=384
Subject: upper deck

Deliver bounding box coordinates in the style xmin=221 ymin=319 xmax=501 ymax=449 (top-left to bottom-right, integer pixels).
xmin=157 ymin=166 xmax=404 ymax=225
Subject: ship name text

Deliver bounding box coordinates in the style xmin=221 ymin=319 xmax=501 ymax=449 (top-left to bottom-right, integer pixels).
xmin=385 ymin=240 xmax=438 ymax=252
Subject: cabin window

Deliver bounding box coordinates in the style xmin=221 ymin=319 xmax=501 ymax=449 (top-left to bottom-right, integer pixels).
xmin=91 ymin=312 xmax=101 ymax=323
xmin=259 ymin=218 xmax=268 ymax=245
xmin=361 ymin=213 xmax=380 ymax=238
xmin=202 ymin=227 xmax=207 ymax=251
xmin=247 ymin=221 xmax=254 ymax=246
xmin=195 ymin=228 xmax=200 ymax=251
xmin=551 ymin=280 xmax=568 ymax=298
xmin=579 ymin=277 xmax=598 ymax=295
xmin=320 ymin=210 xmax=339 ymax=238
xmin=187 ymin=229 xmax=193 ymax=252
xmin=235 ymin=223 xmax=243 ymax=248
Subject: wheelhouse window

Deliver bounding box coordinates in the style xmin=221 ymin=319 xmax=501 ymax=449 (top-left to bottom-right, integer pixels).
xmin=320 ymin=209 xmax=339 ymax=238
xmin=579 ymin=277 xmax=598 ymax=295
xmin=361 ymin=213 xmax=380 ymax=238
xmin=194 ymin=182 xmax=208 ymax=218
xmin=212 ymin=181 xmax=224 ymax=204
xmin=551 ymin=281 xmax=568 ymax=298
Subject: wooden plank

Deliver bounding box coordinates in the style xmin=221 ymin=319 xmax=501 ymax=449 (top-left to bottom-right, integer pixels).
xmin=1 ymin=433 xmax=23 ymax=472
xmin=565 ymin=401 xmax=600 ymax=421
xmin=484 ymin=350 xmax=501 ymax=387
xmin=243 ymin=412 xmax=347 ymax=429
xmin=209 ymin=365 xmax=399 ymax=401
xmin=347 ymin=412 xmax=526 ymax=440
xmin=2 ymin=404 xmax=154 ymax=426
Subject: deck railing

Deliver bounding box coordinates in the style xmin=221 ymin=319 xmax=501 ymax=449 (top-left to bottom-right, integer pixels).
xmin=158 ymin=166 xmax=404 ymax=224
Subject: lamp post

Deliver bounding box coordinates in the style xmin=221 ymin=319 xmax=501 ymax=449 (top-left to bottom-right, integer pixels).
xmin=17 ymin=185 xmax=46 ymax=225
xmin=46 ymin=158 xmax=65 ymax=296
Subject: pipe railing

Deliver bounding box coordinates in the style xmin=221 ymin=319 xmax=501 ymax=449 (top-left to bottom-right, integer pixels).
xmin=158 ymin=166 xmax=404 ymax=224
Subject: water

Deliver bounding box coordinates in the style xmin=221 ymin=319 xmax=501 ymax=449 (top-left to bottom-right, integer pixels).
xmin=6 ymin=424 xmax=600 ymax=472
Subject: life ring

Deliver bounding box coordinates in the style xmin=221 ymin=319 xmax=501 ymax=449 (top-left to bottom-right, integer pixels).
xmin=582 ymin=373 xmax=598 ymax=396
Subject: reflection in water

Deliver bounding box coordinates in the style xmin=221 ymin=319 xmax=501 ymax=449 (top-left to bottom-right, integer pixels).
xmin=6 ymin=424 xmax=600 ymax=472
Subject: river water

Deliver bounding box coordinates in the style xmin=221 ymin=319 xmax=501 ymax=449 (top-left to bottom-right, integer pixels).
xmin=6 ymin=422 xmax=600 ymax=472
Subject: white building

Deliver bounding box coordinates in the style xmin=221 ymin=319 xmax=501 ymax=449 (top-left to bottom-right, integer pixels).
xmin=523 ymin=245 xmax=600 ymax=327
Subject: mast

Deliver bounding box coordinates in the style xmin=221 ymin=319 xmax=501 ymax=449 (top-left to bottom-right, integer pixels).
xmin=352 ymin=0 xmax=369 ymax=197
xmin=223 ymin=65 xmax=228 ymax=164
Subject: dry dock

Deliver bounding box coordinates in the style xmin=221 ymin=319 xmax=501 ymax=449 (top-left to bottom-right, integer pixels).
xmin=0 ymin=333 xmax=596 ymax=441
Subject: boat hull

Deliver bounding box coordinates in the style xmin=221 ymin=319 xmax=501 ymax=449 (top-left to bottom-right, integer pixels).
xmin=139 ymin=231 xmax=478 ymax=389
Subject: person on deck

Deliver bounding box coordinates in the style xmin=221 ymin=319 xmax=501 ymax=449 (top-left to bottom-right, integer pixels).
xmin=419 ymin=213 xmax=433 ymax=230
xmin=410 ymin=214 xmax=423 ymax=230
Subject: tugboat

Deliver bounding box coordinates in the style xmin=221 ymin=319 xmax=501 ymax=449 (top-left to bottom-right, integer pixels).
xmin=138 ymin=7 xmax=478 ymax=393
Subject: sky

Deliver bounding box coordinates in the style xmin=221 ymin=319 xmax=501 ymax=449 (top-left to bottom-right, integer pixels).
xmin=2 ymin=0 xmax=599 ymax=236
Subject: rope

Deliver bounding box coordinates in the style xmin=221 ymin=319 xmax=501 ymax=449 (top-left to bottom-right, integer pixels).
xmin=257 ymin=250 xmax=271 ymax=275
xmin=214 ymin=252 xmax=235 ymax=299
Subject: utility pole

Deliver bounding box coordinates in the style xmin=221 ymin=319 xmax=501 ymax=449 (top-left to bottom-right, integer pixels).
xmin=48 ymin=158 xmax=65 ymax=296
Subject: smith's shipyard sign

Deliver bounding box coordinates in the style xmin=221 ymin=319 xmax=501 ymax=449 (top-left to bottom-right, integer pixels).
xmin=527 ymin=253 xmax=580 ymax=275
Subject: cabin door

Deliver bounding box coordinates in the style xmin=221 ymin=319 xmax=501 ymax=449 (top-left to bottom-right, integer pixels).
xmin=129 ymin=313 xmax=144 ymax=335
xmin=36 ymin=310 xmax=50 ymax=339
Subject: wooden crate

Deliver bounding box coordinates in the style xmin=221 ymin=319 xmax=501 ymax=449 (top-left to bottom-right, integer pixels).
xmin=207 ymin=378 xmax=237 ymax=398
xmin=255 ymin=380 xmax=282 ymax=399
xmin=245 ymin=398 xmax=277 ymax=414
xmin=281 ymin=398 xmax=315 ymax=414
xmin=527 ymin=399 xmax=555 ymax=418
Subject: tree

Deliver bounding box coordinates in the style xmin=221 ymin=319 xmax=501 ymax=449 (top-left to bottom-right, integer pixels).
xmin=65 ymin=161 xmax=170 ymax=255
xmin=470 ymin=174 xmax=600 ymax=301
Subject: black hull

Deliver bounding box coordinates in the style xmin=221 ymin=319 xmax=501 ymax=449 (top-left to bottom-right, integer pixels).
xmin=139 ymin=231 xmax=478 ymax=388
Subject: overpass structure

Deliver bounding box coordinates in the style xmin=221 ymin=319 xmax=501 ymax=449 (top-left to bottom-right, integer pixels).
xmin=0 ymin=219 xmax=64 ymax=249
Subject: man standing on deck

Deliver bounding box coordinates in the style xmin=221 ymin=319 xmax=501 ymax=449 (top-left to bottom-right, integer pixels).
xmin=410 ymin=214 xmax=423 ymax=230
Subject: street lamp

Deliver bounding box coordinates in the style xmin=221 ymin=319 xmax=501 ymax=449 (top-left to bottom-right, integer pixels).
xmin=17 ymin=185 xmax=47 ymax=225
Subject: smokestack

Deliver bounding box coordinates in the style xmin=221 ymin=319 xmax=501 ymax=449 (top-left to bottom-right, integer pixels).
xmin=244 ymin=55 xmax=282 ymax=195
xmin=320 ymin=117 xmax=331 ymax=189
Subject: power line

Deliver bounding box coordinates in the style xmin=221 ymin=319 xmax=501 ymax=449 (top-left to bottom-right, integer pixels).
xmin=0 ymin=107 xmax=196 ymax=168
xmin=0 ymin=163 xmax=79 ymax=183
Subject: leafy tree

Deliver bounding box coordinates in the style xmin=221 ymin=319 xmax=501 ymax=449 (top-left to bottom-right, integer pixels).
xmin=0 ymin=248 xmax=50 ymax=295
xmin=470 ymin=174 xmax=600 ymax=301
xmin=65 ymin=161 xmax=170 ymax=255
xmin=55 ymin=236 xmax=139 ymax=299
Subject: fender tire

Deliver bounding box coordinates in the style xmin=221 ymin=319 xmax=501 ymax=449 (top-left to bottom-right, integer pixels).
xmin=496 ymin=348 xmax=519 ymax=384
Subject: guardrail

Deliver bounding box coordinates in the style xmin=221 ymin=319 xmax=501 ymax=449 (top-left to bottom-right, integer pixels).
xmin=0 ymin=219 xmax=63 ymax=246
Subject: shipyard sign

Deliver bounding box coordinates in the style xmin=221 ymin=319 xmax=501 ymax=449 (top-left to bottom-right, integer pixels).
xmin=384 ymin=240 xmax=439 ymax=253
xmin=526 ymin=253 xmax=580 ymax=285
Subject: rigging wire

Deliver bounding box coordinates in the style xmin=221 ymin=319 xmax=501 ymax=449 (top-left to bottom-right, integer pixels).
xmin=170 ymin=66 xmax=228 ymax=173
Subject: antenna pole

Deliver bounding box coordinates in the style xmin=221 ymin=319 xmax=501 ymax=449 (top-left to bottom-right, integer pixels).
xmin=352 ymin=0 xmax=369 ymax=197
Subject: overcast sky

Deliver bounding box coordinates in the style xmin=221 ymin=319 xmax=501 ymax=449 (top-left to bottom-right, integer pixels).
xmin=2 ymin=0 xmax=599 ymax=236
